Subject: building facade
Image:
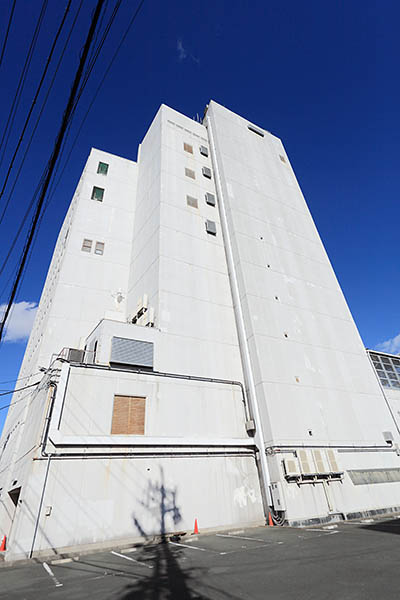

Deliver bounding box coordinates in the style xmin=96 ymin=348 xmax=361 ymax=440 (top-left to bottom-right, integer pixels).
xmin=1 ymin=101 xmax=400 ymax=561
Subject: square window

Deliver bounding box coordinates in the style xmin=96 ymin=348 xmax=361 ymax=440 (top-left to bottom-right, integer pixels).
xmin=205 ymin=220 xmax=217 ymax=236
xmin=91 ymin=186 xmax=104 ymax=202
xmin=185 ymin=168 xmax=195 ymax=179
xmin=97 ymin=161 xmax=109 ymax=175
xmin=81 ymin=239 xmax=92 ymax=252
xmin=202 ymin=166 xmax=212 ymax=179
xmin=205 ymin=192 xmax=216 ymax=206
xmin=184 ymin=142 xmax=193 ymax=154
xmin=199 ymin=145 xmax=208 ymax=157
xmin=95 ymin=241 xmax=104 ymax=255
xmin=186 ymin=195 xmax=198 ymax=208
xmin=111 ymin=395 xmax=145 ymax=435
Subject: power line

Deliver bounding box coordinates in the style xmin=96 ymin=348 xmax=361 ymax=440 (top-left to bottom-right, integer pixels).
xmin=0 ymin=371 xmax=42 ymax=386
xmin=47 ymin=0 xmax=145 ymax=205
xmin=0 ymin=0 xmax=83 ymax=232
xmin=0 ymin=381 xmax=39 ymax=397
xmin=0 ymin=0 xmax=106 ymax=344
xmin=0 ymin=0 xmax=120 ymax=274
xmin=0 ymin=0 xmax=48 ymax=173
xmin=0 ymin=0 xmax=17 ymax=70
xmin=0 ymin=0 xmax=72 ymax=207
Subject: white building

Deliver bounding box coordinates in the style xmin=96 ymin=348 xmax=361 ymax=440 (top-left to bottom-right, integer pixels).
xmin=1 ymin=101 xmax=400 ymax=561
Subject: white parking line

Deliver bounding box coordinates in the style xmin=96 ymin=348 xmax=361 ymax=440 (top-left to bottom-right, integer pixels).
xmin=220 ymin=542 xmax=283 ymax=556
xmin=169 ymin=540 xmax=209 ymax=552
xmin=42 ymin=562 xmax=63 ymax=587
xmin=216 ymin=533 xmax=266 ymax=543
xmin=110 ymin=550 xmax=153 ymax=569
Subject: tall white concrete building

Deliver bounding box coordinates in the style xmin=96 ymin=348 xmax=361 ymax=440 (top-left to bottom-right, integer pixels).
xmin=1 ymin=101 xmax=400 ymax=561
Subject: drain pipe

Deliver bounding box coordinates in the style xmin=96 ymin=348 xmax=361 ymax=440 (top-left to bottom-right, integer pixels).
xmin=29 ymin=383 xmax=56 ymax=558
xmin=205 ymin=114 xmax=273 ymax=511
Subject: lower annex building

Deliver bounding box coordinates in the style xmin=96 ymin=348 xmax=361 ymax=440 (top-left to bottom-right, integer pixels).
xmin=1 ymin=101 xmax=400 ymax=561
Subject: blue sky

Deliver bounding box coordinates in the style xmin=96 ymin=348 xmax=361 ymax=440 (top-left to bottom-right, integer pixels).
xmin=0 ymin=0 xmax=399 ymax=431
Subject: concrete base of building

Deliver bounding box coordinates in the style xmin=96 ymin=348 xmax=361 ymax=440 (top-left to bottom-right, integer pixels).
xmin=0 ymin=518 xmax=266 ymax=566
xmin=288 ymin=505 xmax=400 ymax=528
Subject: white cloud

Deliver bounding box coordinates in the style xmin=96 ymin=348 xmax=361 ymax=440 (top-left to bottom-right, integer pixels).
xmin=177 ymin=39 xmax=187 ymax=61
xmin=0 ymin=301 xmax=38 ymax=343
xmin=375 ymin=332 xmax=400 ymax=355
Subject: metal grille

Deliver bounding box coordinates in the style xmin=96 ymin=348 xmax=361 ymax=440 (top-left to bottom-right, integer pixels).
xmin=370 ymin=351 xmax=400 ymax=389
xmin=110 ymin=337 xmax=153 ymax=368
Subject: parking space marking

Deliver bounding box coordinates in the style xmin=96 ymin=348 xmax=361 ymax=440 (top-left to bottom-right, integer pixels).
xmin=42 ymin=562 xmax=63 ymax=587
xmin=110 ymin=550 xmax=153 ymax=569
xmin=121 ymin=547 xmax=138 ymax=553
xmin=216 ymin=533 xmax=267 ymax=543
xmin=169 ymin=540 xmax=211 ymax=552
xmin=220 ymin=542 xmax=283 ymax=556
xmin=51 ymin=558 xmax=73 ymax=565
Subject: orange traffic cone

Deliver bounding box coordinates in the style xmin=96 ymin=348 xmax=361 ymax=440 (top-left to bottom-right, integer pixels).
xmin=268 ymin=512 xmax=274 ymax=527
xmin=0 ymin=536 xmax=6 ymax=551
xmin=193 ymin=519 xmax=199 ymax=534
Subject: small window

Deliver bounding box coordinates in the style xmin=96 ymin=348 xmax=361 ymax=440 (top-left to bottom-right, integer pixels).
xmin=248 ymin=125 xmax=264 ymax=137
xmin=91 ymin=186 xmax=104 ymax=202
xmin=205 ymin=220 xmax=217 ymax=236
xmin=199 ymin=145 xmax=208 ymax=157
xmin=185 ymin=168 xmax=195 ymax=179
xmin=111 ymin=395 xmax=145 ymax=435
xmin=279 ymin=155 xmax=286 ymax=163
xmin=186 ymin=195 xmax=198 ymax=208
xmin=205 ymin=192 xmax=216 ymax=206
xmin=184 ymin=142 xmax=193 ymax=154
xmin=97 ymin=161 xmax=109 ymax=175
xmin=202 ymin=166 xmax=212 ymax=179
xmin=95 ymin=241 xmax=104 ymax=255
xmin=81 ymin=239 xmax=92 ymax=252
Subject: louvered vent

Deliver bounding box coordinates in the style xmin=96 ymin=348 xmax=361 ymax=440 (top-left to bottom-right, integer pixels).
xmin=298 ymin=450 xmax=314 ymax=475
xmin=110 ymin=337 xmax=153 ymax=368
xmin=312 ymin=449 xmax=327 ymax=474
xmin=326 ymin=449 xmax=339 ymax=473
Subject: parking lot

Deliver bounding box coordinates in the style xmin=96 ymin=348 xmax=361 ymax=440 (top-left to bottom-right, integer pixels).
xmin=1 ymin=516 xmax=400 ymax=599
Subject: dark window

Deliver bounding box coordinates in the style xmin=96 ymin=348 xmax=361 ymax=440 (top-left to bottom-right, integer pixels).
xmin=91 ymin=186 xmax=104 ymax=202
xmin=97 ymin=162 xmax=109 ymax=175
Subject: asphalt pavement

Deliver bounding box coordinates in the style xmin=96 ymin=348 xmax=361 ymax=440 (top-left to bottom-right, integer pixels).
xmin=1 ymin=516 xmax=400 ymax=599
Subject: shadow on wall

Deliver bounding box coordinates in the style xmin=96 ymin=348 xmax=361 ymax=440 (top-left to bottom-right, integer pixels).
xmin=116 ymin=466 xmax=238 ymax=600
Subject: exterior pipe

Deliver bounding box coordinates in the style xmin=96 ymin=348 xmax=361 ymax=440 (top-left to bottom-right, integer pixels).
xmin=205 ymin=114 xmax=273 ymax=511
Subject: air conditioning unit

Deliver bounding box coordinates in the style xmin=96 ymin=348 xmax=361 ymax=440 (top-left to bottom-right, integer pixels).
xmin=298 ymin=450 xmax=315 ymax=475
xmin=283 ymin=457 xmax=300 ymax=478
xmin=325 ymin=449 xmax=340 ymax=474
xmin=65 ymin=348 xmax=85 ymax=363
xmin=312 ymin=449 xmax=329 ymax=474
xmin=270 ymin=482 xmax=286 ymax=511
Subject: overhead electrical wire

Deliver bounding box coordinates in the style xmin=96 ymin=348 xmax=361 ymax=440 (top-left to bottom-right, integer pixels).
xmin=0 ymin=0 xmax=84 ymax=232
xmin=46 ymin=0 xmax=123 ymax=199
xmin=0 ymin=0 xmax=118 ymax=273
xmin=47 ymin=0 xmax=145 ymax=205
xmin=0 ymin=0 xmax=49 ymax=173
xmin=0 ymin=0 xmax=106 ymax=344
xmin=0 ymin=0 xmax=17 ymax=70
xmin=0 ymin=0 xmax=72 ymax=207
xmin=0 ymin=381 xmax=40 ymax=397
